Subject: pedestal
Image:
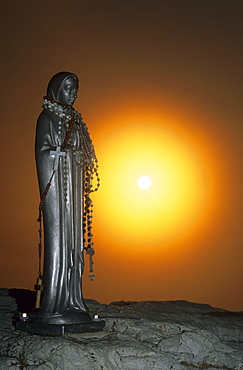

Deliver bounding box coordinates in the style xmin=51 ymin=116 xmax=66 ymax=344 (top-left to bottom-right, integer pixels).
xmin=16 ymin=318 xmax=105 ymax=336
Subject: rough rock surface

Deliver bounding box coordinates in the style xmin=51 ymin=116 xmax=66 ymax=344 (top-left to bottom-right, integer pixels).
xmin=0 ymin=288 xmax=242 ymax=369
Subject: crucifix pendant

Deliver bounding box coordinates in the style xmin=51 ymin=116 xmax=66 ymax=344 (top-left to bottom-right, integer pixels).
xmin=50 ymin=146 xmax=66 ymax=171
xmin=34 ymin=276 xmax=43 ymax=309
xmin=86 ymin=247 xmax=95 ymax=281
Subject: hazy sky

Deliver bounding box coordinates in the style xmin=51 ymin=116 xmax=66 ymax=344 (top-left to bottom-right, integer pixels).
xmin=0 ymin=0 xmax=242 ymax=311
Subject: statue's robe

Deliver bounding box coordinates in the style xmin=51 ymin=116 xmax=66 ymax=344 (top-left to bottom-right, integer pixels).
xmin=35 ymin=108 xmax=87 ymax=320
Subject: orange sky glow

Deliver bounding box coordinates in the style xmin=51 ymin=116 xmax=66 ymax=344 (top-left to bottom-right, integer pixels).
xmin=0 ymin=1 xmax=242 ymax=311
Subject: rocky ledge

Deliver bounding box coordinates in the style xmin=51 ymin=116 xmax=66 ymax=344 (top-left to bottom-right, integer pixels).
xmin=0 ymin=288 xmax=242 ymax=369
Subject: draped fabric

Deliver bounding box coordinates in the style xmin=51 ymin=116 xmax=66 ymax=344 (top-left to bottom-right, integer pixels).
xmin=34 ymin=73 xmax=88 ymax=321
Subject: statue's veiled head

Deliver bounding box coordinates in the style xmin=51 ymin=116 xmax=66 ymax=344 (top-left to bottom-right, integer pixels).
xmin=47 ymin=72 xmax=79 ymax=106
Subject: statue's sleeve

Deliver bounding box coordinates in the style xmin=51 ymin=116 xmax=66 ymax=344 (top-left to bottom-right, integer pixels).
xmin=36 ymin=112 xmax=56 ymax=153
xmin=35 ymin=112 xmax=57 ymax=196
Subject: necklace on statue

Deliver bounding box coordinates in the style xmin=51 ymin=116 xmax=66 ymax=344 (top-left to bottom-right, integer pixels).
xmin=36 ymin=97 xmax=100 ymax=286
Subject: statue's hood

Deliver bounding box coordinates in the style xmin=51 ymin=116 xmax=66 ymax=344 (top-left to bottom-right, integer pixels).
xmin=46 ymin=72 xmax=78 ymax=103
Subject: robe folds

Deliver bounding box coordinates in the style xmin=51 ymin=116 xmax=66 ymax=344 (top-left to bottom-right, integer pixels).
xmin=35 ymin=108 xmax=88 ymax=320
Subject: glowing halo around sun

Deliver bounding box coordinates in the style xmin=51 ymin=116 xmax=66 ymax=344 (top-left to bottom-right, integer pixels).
xmin=137 ymin=176 xmax=152 ymax=189
xmin=93 ymin=115 xmax=220 ymax=251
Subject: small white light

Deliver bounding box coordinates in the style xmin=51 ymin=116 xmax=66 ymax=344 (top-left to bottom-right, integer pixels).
xmin=93 ymin=314 xmax=99 ymax=320
xmin=20 ymin=312 xmax=28 ymax=321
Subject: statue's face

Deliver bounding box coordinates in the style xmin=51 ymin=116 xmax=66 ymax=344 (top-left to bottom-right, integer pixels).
xmin=58 ymin=77 xmax=79 ymax=106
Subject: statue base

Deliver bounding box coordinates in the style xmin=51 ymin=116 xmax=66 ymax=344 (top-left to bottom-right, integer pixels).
xmin=16 ymin=309 xmax=105 ymax=336
xmin=16 ymin=318 xmax=105 ymax=336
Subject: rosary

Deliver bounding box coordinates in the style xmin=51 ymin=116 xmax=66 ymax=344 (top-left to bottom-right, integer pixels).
xmin=35 ymin=97 xmax=100 ymax=307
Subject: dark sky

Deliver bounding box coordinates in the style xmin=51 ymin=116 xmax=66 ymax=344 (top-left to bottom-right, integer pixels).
xmin=0 ymin=0 xmax=242 ymax=311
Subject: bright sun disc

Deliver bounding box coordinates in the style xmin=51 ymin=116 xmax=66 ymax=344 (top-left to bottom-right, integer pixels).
xmin=137 ymin=176 xmax=152 ymax=189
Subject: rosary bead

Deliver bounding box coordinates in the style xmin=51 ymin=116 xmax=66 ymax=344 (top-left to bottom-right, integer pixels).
xmin=42 ymin=96 xmax=100 ymax=279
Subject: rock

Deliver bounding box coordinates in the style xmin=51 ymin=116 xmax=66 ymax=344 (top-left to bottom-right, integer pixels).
xmin=0 ymin=288 xmax=18 ymax=313
xmin=0 ymin=290 xmax=242 ymax=369
xmin=0 ymin=288 xmax=18 ymax=338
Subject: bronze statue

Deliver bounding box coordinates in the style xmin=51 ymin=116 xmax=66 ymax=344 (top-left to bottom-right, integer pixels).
xmin=32 ymin=72 xmax=99 ymax=325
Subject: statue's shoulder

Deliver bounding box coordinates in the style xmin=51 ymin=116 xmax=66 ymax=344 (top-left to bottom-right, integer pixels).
xmin=38 ymin=108 xmax=51 ymax=121
xmin=37 ymin=109 xmax=57 ymax=127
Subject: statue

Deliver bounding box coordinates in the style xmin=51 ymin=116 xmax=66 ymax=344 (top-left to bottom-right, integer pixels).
xmin=28 ymin=72 xmax=101 ymax=328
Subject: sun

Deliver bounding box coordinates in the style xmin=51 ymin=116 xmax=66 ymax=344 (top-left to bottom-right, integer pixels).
xmin=137 ymin=176 xmax=152 ymax=189
xmin=93 ymin=115 xmax=220 ymax=250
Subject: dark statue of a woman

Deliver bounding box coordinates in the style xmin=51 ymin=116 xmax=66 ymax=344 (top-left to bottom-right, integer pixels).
xmin=30 ymin=72 xmax=100 ymax=326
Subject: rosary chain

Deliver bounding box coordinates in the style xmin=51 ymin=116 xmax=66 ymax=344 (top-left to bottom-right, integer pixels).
xmin=36 ymin=99 xmax=100 ymax=280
